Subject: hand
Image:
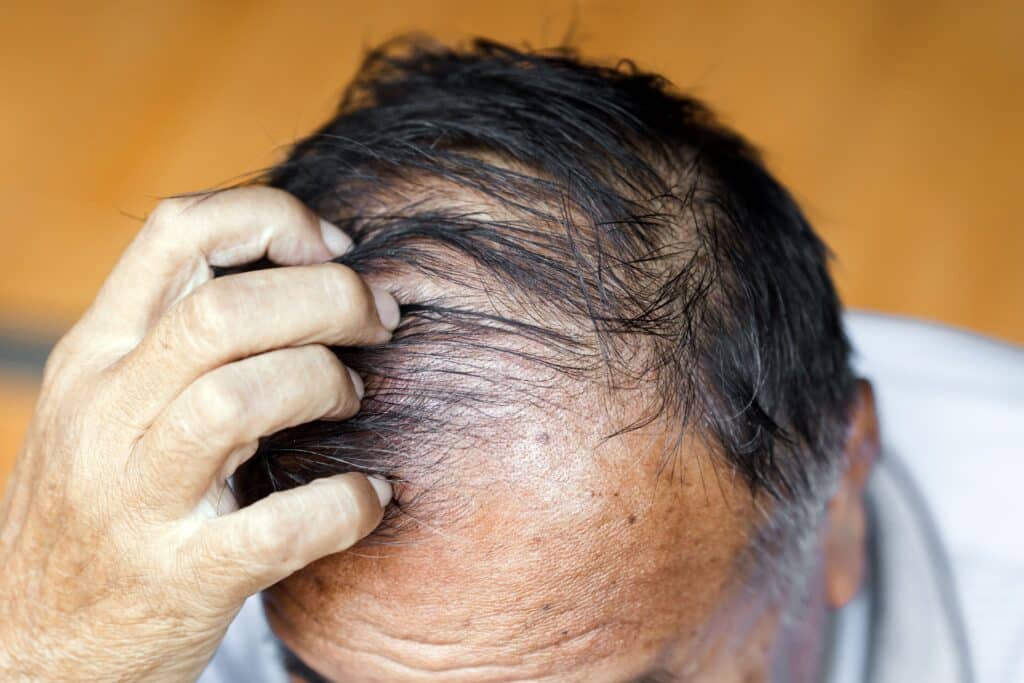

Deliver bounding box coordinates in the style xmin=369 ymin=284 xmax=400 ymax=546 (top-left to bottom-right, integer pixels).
xmin=0 ymin=187 xmax=400 ymax=681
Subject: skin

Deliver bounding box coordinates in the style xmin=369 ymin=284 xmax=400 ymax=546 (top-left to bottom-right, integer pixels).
xmin=272 ymin=420 xmax=757 ymax=682
xmin=0 ymin=187 xmax=401 ymax=681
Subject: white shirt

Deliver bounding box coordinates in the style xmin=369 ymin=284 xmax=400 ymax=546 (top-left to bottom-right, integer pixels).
xmin=202 ymin=312 xmax=1024 ymax=682
xmin=831 ymin=312 xmax=1024 ymax=683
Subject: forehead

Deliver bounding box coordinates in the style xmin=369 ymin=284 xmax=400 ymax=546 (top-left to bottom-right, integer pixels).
xmin=267 ymin=383 xmax=756 ymax=681
xmin=261 ymin=179 xmax=756 ymax=679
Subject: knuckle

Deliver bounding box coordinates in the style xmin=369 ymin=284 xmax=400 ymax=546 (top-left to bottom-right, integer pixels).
xmin=38 ymin=330 xmax=100 ymax=395
xmin=190 ymin=374 xmax=248 ymax=432
xmin=258 ymin=185 xmax=314 ymax=218
xmin=232 ymin=185 xmax=317 ymax=234
xmin=239 ymin=512 xmax=300 ymax=572
xmin=323 ymin=260 xmax=368 ymax=292
xmin=317 ymin=263 xmax=375 ymax=321
xmin=320 ymin=260 xmax=363 ymax=291
xmin=147 ymin=196 xmax=192 ymax=231
xmin=41 ymin=334 xmax=75 ymax=383
xmin=307 ymin=344 xmax=345 ymax=380
xmin=171 ymin=279 xmax=232 ymax=343
xmin=272 ymin=189 xmax=317 ymax=228
xmin=300 ymin=346 xmax=357 ymax=415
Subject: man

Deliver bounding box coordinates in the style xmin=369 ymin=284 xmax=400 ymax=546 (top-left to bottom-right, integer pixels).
xmin=3 ymin=38 xmax=1016 ymax=682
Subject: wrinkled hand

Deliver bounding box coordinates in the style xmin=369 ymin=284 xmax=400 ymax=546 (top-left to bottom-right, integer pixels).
xmin=0 ymin=187 xmax=399 ymax=681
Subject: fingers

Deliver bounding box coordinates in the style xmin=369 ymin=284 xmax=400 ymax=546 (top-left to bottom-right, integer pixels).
xmin=189 ymin=473 xmax=391 ymax=604
xmin=136 ymin=344 xmax=364 ymax=512
xmin=84 ymin=186 xmax=355 ymax=340
xmin=114 ymin=261 xmax=399 ymax=426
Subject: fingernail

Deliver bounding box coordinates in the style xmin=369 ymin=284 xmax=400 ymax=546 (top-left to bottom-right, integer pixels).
xmin=319 ymin=218 xmax=353 ymax=256
xmin=347 ymin=367 xmax=365 ymax=399
xmin=371 ymin=286 xmax=401 ymax=331
xmin=367 ymin=475 xmax=393 ymax=508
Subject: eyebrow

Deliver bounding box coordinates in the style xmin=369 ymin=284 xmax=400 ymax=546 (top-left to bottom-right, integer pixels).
xmin=277 ymin=640 xmax=334 ymax=683
xmin=627 ymin=668 xmax=677 ymax=682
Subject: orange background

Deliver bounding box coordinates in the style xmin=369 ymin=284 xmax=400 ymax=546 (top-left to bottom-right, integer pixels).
xmin=1 ymin=1 xmax=1022 ymax=482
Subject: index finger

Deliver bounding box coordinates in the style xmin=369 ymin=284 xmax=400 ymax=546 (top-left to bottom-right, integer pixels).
xmin=83 ymin=186 xmax=353 ymax=340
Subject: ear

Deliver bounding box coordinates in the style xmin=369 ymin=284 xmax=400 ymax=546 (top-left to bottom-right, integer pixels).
xmin=824 ymin=379 xmax=880 ymax=608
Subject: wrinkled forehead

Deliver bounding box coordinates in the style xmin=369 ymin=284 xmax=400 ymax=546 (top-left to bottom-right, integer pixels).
xmin=265 ymin=416 xmax=755 ymax=683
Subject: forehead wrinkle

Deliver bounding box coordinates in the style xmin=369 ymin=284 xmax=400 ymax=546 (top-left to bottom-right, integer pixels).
xmin=268 ymin=573 xmax=626 ymax=679
xmin=269 ymin=574 xmax=652 ymax=683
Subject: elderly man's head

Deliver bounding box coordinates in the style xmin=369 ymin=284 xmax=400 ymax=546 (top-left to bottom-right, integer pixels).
xmin=233 ymin=38 xmax=877 ymax=682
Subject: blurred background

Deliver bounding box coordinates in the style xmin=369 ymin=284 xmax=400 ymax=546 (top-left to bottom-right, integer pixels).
xmin=1 ymin=1 xmax=1021 ymax=482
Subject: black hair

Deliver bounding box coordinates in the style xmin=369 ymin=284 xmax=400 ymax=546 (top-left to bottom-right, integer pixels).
xmin=232 ymin=37 xmax=855 ymax=577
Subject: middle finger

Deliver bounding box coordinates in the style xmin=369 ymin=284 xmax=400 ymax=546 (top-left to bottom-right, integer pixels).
xmin=134 ymin=343 xmax=363 ymax=515
xmin=111 ymin=261 xmax=398 ymax=427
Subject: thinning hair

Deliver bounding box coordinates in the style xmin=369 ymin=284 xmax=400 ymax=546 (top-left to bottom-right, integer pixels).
xmin=230 ymin=37 xmax=856 ymax=593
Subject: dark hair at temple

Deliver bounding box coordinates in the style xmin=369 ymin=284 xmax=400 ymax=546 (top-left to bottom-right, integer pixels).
xmin=230 ymin=36 xmax=856 ymax=586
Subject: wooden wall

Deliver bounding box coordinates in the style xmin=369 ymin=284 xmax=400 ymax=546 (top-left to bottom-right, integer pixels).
xmin=1 ymin=1 xmax=1021 ymax=481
